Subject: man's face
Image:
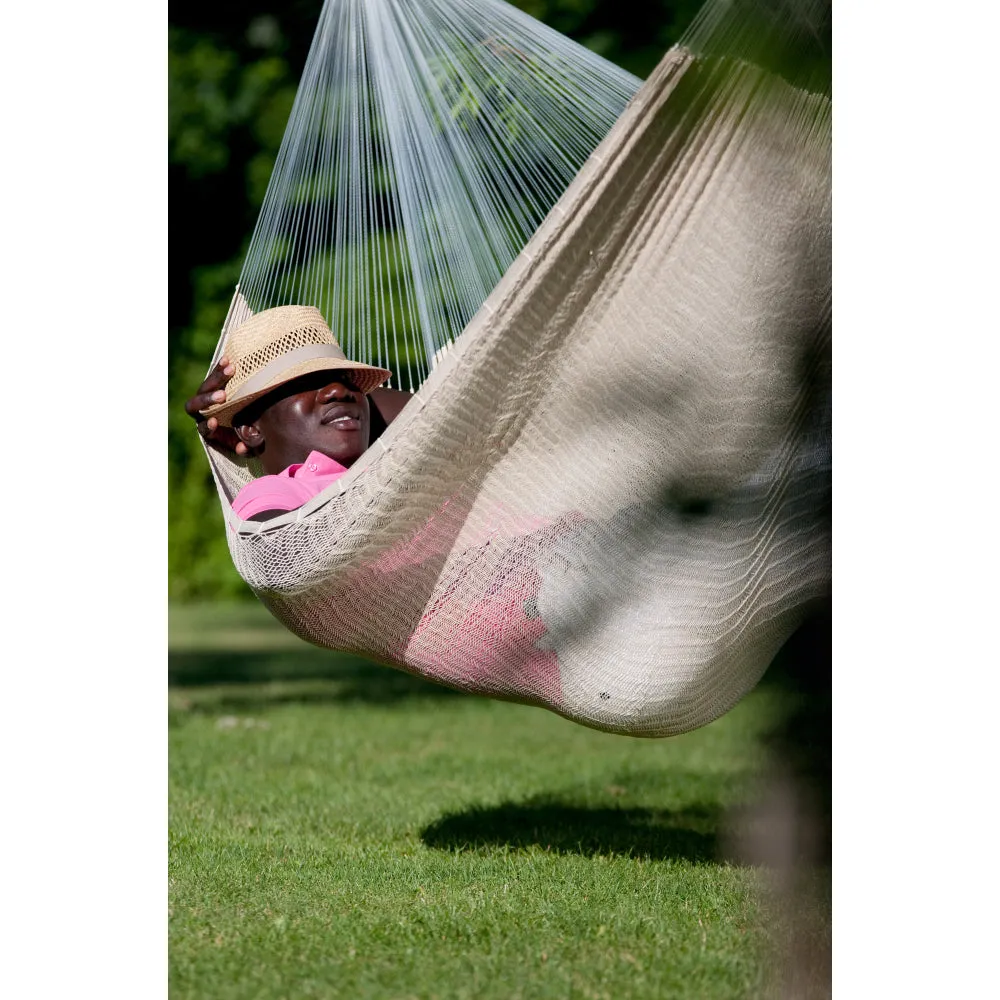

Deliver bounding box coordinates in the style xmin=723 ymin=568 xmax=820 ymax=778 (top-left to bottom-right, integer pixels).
xmin=235 ymin=370 xmax=371 ymax=474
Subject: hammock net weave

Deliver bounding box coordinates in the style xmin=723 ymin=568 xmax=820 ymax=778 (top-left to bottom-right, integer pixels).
xmin=203 ymin=0 xmax=831 ymax=737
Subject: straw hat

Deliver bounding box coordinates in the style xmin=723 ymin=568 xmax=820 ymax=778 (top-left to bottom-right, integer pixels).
xmin=200 ymin=305 xmax=392 ymax=427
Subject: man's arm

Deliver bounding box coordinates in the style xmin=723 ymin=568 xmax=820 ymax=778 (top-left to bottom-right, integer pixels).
xmin=369 ymin=387 xmax=414 ymax=443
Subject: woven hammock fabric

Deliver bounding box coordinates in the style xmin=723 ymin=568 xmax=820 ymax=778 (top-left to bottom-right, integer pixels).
xmin=205 ymin=3 xmax=831 ymax=737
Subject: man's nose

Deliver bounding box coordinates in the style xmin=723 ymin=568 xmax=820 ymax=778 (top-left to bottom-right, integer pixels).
xmin=318 ymin=377 xmax=357 ymax=402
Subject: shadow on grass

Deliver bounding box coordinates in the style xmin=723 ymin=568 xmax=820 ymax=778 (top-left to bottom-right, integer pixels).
xmin=421 ymin=797 xmax=723 ymax=862
xmin=420 ymin=605 xmax=831 ymax=867
xmin=169 ymin=649 xmax=462 ymax=706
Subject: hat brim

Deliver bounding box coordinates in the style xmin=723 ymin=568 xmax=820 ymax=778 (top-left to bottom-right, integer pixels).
xmin=200 ymin=356 xmax=393 ymax=427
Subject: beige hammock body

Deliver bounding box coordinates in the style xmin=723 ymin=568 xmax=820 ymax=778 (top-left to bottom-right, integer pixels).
xmin=206 ymin=44 xmax=831 ymax=737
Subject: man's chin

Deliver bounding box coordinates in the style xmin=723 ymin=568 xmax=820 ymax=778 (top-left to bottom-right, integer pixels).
xmin=317 ymin=431 xmax=368 ymax=467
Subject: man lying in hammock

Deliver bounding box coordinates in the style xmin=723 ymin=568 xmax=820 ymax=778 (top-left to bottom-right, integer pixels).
xmin=185 ymin=305 xmax=413 ymax=522
xmin=186 ymin=303 xmax=587 ymax=703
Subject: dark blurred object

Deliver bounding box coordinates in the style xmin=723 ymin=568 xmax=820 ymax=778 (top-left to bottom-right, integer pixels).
xmin=726 ymin=602 xmax=832 ymax=998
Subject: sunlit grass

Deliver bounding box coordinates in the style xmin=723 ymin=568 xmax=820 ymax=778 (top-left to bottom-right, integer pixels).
xmin=169 ymin=602 xmax=825 ymax=999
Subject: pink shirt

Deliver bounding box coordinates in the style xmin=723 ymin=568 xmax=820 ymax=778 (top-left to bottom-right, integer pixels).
xmin=232 ymin=450 xmax=349 ymax=519
xmin=232 ymin=451 xmax=572 ymax=707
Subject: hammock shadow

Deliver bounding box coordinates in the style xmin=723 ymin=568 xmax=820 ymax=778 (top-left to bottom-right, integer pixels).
xmin=421 ymin=796 xmax=724 ymax=862
xmin=168 ymin=648 xmax=463 ymax=705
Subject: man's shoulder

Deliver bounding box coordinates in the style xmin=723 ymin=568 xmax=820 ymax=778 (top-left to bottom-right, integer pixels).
xmin=231 ymin=452 xmax=348 ymax=519
xmin=232 ymin=470 xmax=315 ymax=518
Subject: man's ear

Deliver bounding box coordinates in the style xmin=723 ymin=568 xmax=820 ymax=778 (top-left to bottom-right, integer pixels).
xmin=233 ymin=422 xmax=265 ymax=451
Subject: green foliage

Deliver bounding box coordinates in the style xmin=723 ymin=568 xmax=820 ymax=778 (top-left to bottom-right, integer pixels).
xmin=169 ymin=22 xmax=298 ymax=600
xmin=169 ymin=258 xmax=251 ymax=601
xmin=169 ymin=30 xmax=294 ymax=180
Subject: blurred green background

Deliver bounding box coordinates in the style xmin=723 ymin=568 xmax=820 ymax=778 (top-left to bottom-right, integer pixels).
xmin=168 ymin=0 xmax=702 ymax=601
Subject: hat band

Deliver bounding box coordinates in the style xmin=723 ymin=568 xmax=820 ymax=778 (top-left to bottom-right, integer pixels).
xmin=236 ymin=343 xmax=350 ymax=400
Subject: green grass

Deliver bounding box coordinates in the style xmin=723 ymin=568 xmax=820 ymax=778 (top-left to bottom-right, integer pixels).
xmin=169 ymin=603 xmax=829 ymax=999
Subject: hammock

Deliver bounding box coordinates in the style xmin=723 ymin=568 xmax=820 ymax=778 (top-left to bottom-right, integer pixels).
xmin=202 ymin=0 xmax=831 ymax=737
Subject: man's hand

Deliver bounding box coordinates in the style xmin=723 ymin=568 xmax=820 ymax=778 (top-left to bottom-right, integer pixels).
xmin=184 ymin=357 xmax=250 ymax=457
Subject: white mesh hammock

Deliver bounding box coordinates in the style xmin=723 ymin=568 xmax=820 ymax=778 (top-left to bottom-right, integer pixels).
xmin=202 ymin=0 xmax=831 ymax=737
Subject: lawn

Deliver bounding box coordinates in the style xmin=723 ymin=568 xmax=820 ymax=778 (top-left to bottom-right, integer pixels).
xmin=169 ymin=602 xmax=830 ymax=999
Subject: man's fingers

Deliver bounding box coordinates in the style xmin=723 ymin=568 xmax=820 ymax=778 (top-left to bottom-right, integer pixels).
xmin=199 ymin=424 xmax=244 ymax=457
xmin=195 ymin=359 xmax=236 ymax=394
xmin=208 ymin=359 xmax=235 ymax=384
xmin=185 ymin=357 xmax=238 ymax=436
xmin=184 ymin=395 xmax=205 ymax=418
xmin=183 ymin=389 xmax=228 ymax=418
xmin=199 ymin=370 xmax=231 ymax=393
